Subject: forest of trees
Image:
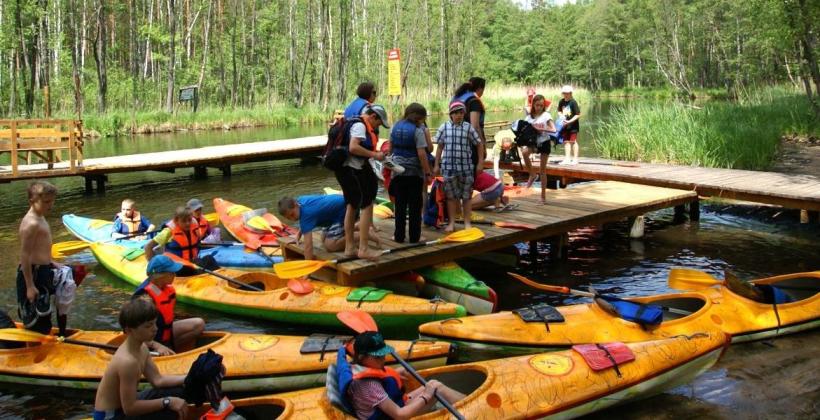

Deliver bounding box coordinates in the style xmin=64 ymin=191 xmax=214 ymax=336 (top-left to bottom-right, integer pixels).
xmin=0 ymin=0 xmax=817 ymax=119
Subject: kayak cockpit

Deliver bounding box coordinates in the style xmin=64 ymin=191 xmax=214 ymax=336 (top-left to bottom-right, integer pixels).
xmin=226 ymin=272 xmax=290 ymax=292
xmin=647 ymin=297 xmax=707 ymax=322
xmin=102 ymin=332 xmax=228 ymax=355
xmin=227 ymin=403 xmax=287 ymax=419
xmin=766 ymin=276 xmax=819 ymax=301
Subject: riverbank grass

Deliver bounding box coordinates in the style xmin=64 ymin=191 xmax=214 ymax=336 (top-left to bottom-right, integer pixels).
xmin=594 ymin=87 xmax=817 ymax=170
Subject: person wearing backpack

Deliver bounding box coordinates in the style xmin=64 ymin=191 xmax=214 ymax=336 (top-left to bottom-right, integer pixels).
xmin=557 ymin=85 xmax=582 ymax=165
xmin=336 ymin=105 xmax=389 ymax=261
xmin=343 ymin=82 xmax=377 ymax=119
xmin=434 ymin=102 xmax=481 ymax=233
xmin=525 ymin=94 xmax=557 ymax=203
xmin=388 ymin=103 xmax=432 ymax=244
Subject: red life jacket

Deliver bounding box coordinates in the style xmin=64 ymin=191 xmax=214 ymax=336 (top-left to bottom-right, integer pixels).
xmin=143 ymin=282 xmax=176 ymax=346
xmin=165 ymin=219 xmax=202 ymax=261
xmin=351 ymin=363 xmax=407 ymax=408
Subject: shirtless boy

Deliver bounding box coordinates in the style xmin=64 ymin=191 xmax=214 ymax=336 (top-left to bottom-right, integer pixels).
xmin=93 ymin=298 xmax=188 ymax=420
xmin=18 ymin=181 xmax=63 ymax=334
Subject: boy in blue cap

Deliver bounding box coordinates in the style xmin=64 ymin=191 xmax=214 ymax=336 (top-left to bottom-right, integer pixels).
xmin=133 ymin=255 xmax=205 ymax=356
xmin=346 ymin=331 xmax=465 ymax=419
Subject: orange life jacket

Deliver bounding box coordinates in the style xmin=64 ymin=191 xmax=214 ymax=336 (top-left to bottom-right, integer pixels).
xmin=142 ymin=282 xmax=176 ymax=346
xmin=194 ymin=216 xmax=210 ymax=238
xmin=165 ymin=219 xmax=202 ymax=261
xmin=115 ymin=211 xmax=146 ymax=234
xmin=361 ymin=118 xmax=379 ymax=152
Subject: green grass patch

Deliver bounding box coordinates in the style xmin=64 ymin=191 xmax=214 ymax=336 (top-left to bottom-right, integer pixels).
xmin=594 ymin=87 xmax=816 ymax=170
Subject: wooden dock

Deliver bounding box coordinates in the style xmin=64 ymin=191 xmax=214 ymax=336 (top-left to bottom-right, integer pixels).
xmin=488 ymin=157 xmax=820 ymax=211
xmin=0 ymin=120 xmax=510 ymax=192
xmin=281 ymin=181 xmax=697 ymax=285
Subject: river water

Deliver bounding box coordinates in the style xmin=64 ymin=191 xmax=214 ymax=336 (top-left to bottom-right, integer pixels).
xmin=0 ymin=103 xmax=817 ymax=418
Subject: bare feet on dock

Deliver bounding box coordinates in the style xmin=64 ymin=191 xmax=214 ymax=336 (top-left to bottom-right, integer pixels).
xmin=358 ymin=248 xmax=382 ymax=261
xmin=445 ymin=224 xmax=455 ymax=233
xmin=343 ymin=247 xmax=357 ymax=258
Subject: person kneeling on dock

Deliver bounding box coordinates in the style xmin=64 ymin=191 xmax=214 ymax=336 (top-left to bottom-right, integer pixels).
xmin=470 ymin=171 xmax=512 ymax=212
xmin=93 ymin=298 xmax=189 ymax=420
xmin=279 ymin=195 xmax=380 ymax=260
xmin=341 ymin=332 xmax=465 ymax=419
xmin=132 ymin=255 xmax=205 ymax=356
xmin=113 ymin=199 xmax=156 ymax=240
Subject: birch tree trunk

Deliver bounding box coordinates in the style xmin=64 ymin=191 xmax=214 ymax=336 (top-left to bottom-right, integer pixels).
xmin=165 ymin=0 xmax=176 ymax=113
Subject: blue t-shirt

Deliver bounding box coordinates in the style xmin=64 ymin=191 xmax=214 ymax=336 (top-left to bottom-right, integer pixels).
xmin=298 ymin=195 xmax=346 ymax=233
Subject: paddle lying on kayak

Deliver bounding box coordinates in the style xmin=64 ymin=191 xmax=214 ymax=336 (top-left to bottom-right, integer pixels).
xmin=337 ymin=310 xmax=466 ymax=420
xmin=508 ymin=272 xmax=692 ymax=317
xmin=0 ymin=327 xmax=160 ymax=356
xmin=52 ymin=230 xmax=158 ymax=258
xmin=164 ymin=253 xmax=265 ymax=292
xmin=274 ymin=228 xmax=485 ymax=279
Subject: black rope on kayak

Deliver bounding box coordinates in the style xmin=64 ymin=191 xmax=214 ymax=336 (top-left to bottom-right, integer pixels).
xmin=318 ymin=335 xmax=334 ymax=362
xmin=772 ymin=301 xmax=782 ymax=338
xmin=429 ymin=296 xmax=444 ymax=321
xmin=668 ymin=332 xmax=710 ymax=341
xmin=440 ymin=317 xmax=463 ymax=324
xmin=596 ymin=344 xmax=622 ymax=378
xmin=356 ymin=289 xmax=376 ymax=308
xmin=406 ymin=339 xmax=417 ymax=358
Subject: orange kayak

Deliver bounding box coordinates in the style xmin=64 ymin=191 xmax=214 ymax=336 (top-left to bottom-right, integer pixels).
xmin=419 ymin=270 xmax=820 ymax=360
xmin=214 ymin=198 xmax=296 ymax=248
xmin=0 ymin=329 xmax=451 ymax=392
xmin=185 ymin=332 xmax=728 ymax=419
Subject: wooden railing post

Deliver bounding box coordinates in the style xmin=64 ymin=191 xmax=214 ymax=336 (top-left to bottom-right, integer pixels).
xmin=10 ymin=121 xmax=19 ymax=177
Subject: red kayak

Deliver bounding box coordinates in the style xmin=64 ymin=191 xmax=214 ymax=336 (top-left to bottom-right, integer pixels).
xmin=213 ymin=198 xmax=296 ymax=249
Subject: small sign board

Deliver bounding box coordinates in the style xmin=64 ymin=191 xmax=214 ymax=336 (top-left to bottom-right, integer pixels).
xmin=387 ymin=49 xmax=401 ymax=97
xmin=178 ymin=85 xmax=199 ymax=112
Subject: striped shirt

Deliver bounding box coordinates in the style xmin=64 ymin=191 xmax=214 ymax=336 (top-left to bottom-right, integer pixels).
xmin=434 ymin=120 xmax=480 ymax=176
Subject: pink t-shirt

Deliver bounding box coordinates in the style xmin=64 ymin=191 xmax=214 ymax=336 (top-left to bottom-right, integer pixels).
xmin=348 ymin=379 xmax=389 ymax=420
xmin=474 ymin=172 xmax=500 ymax=191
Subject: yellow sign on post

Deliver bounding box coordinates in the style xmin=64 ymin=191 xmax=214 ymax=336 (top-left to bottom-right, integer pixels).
xmin=387 ymin=49 xmax=402 ymax=97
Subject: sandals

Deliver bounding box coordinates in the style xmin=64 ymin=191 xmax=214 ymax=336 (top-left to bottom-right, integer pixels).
xmin=494 ymin=203 xmax=520 ymax=213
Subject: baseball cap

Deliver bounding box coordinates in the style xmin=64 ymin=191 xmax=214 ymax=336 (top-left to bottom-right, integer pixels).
xmin=353 ymin=331 xmax=395 ymax=357
xmin=561 ymin=85 xmax=573 ymax=94
xmin=449 ymin=101 xmax=466 ymax=114
xmin=186 ymin=198 xmax=204 ymax=211
xmin=146 ymin=255 xmax=183 ymax=275
xmin=367 ymin=104 xmax=391 ymax=128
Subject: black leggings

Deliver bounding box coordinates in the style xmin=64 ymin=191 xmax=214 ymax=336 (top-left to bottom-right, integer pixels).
xmin=390 ymin=176 xmax=424 ymax=243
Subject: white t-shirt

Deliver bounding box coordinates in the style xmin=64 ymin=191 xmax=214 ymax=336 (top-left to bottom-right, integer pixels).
xmin=344 ymin=122 xmax=368 ymax=170
xmin=525 ymin=112 xmax=553 ymax=145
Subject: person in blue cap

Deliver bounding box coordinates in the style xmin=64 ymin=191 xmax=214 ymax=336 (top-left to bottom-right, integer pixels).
xmin=345 ymin=331 xmax=465 ymax=419
xmin=133 ymin=255 xmax=205 ymax=356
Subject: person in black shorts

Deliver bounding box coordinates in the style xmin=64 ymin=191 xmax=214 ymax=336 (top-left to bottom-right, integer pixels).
xmin=336 ymin=104 xmax=389 ymax=260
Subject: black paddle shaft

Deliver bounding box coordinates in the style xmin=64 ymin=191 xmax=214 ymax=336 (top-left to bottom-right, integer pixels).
xmin=200 ymin=267 xmax=264 ymax=292
xmin=389 ymin=351 xmax=465 ymax=420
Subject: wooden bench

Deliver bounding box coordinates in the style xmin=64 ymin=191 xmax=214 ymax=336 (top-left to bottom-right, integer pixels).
xmin=0 ymin=119 xmax=84 ymax=177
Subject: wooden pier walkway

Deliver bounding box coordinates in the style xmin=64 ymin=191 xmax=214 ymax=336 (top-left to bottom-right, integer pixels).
xmin=489 ymin=157 xmax=820 ymax=211
xmin=281 ymin=181 xmax=697 ymax=285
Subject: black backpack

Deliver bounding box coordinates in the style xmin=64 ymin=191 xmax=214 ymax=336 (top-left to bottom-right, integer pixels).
xmin=323 ymin=117 xmax=361 ymax=171
xmin=511 ymin=119 xmax=538 ymax=148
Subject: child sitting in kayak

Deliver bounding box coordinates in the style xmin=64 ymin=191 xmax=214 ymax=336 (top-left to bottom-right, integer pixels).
xmin=132 ymin=255 xmax=205 ymax=356
xmin=345 ymin=331 xmax=465 ymax=419
xmin=143 ymin=207 xmax=202 ymax=263
xmin=113 ymin=199 xmax=155 ymax=240
xmin=186 ymin=198 xmax=221 ymax=243
xmin=93 ymin=298 xmax=188 ymax=420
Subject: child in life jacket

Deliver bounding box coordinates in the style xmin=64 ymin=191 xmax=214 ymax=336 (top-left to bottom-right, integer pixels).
xmin=113 ymin=199 xmax=156 ymax=240
xmin=345 ymin=331 xmax=465 ymax=419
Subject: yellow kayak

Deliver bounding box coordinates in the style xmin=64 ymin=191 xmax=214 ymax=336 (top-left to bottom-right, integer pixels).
xmin=419 ymin=271 xmax=819 ymax=359
xmin=0 ymin=329 xmax=451 ymax=392
xmin=90 ymin=243 xmax=466 ymax=331
xmin=186 ymin=332 xmax=728 ymax=419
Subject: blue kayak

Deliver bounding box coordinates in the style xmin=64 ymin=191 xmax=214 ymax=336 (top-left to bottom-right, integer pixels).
xmin=62 ymin=214 xmax=281 ymax=268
